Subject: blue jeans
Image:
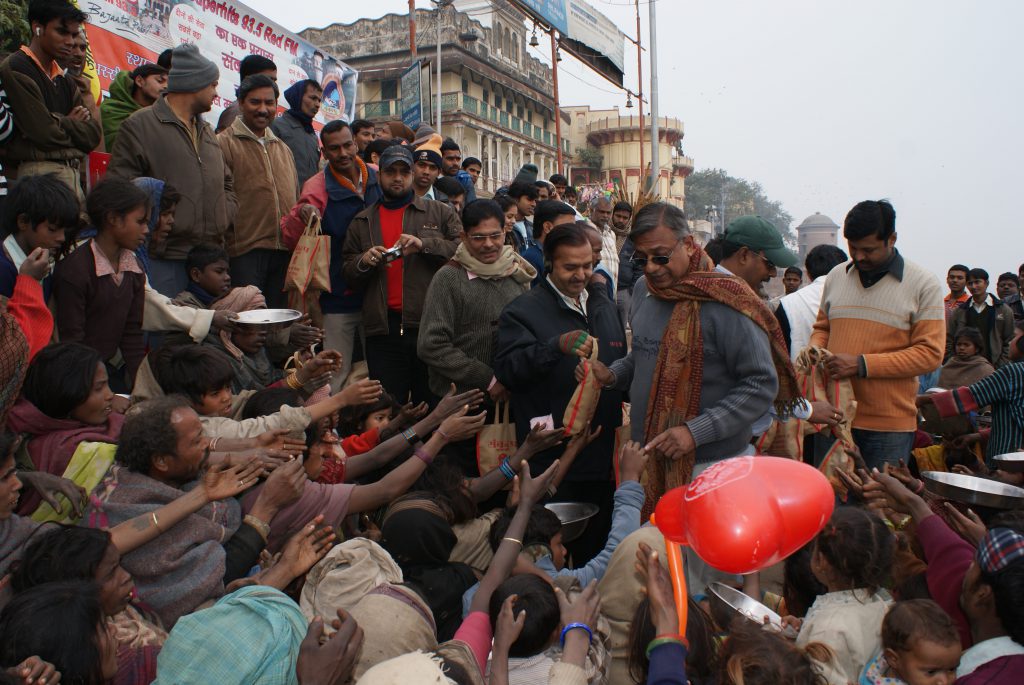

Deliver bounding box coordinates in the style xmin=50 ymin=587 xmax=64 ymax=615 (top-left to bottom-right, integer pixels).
xmin=852 ymin=428 xmax=915 ymax=471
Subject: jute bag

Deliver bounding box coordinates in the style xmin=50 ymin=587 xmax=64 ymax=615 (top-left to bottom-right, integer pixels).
xmin=563 ymin=340 xmax=602 ymax=437
xmin=757 ymin=347 xmax=859 ymax=499
xmin=476 ymin=402 xmax=518 ymax=477
xmin=285 ymin=213 xmax=331 ymax=326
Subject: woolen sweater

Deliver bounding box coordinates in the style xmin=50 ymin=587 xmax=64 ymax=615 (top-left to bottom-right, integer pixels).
xmin=417 ymin=262 xmax=529 ymax=397
xmin=52 ymin=241 xmax=145 ymax=383
xmin=608 ymin=277 xmax=777 ymax=464
xmin=810 ymin=256 xmax=945 ymax=432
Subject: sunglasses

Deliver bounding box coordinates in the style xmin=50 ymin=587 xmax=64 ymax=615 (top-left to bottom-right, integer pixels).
xmin=630 ymin=240 xmax=683 ymax=268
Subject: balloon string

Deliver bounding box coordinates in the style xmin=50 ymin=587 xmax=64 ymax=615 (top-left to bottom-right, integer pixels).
xmin=665 ymin=538 xmax=688 ymax=636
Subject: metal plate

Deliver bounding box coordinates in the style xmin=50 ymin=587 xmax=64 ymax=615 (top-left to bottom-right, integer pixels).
xmin=544 ymin=502 xmax=599 ymax=543
xmin=992 ymin=453 xmax=1024 ymax=474
xmin=707 ymin=582 xmax=783 ymax=631
xmin=233 ymin=309 xmax=302 ymax=330
xmin=922 ymin=471 xmax=1024 ymax=509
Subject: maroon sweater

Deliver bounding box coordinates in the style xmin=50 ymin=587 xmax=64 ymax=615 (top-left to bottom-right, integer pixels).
xmin=53 ymin=242 xmax=145 ymax=383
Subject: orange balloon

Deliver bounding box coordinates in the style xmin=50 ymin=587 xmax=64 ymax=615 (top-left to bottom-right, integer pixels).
xmin=654 ymin=456 xmax=834 ymax=574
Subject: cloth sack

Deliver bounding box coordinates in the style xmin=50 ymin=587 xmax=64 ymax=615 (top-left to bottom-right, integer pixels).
xmin=756 ymin=347 xmax=859 ymax=499
xmin=562 ymin=341 xmax=602 ymax=438
xmin=298 ymin=538 xmax=403 ymax=622
xmin=476 ymin=402 xmax=517 ymax=477
xmin=284 ymin=213 xmax=330 ymax=325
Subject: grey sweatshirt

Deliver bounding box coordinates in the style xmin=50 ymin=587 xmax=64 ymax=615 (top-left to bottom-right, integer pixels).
xmin=609 ymin=278 xmax=778 ymax=464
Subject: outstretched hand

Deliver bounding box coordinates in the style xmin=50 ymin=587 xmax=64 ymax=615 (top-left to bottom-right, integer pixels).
xmin=203 ymin=457 xmax=264 ymax=501
xmin=636 ymin=542 xmax=678 ymax=636
xmin=518 ymin=460 xmax=560 ymax=507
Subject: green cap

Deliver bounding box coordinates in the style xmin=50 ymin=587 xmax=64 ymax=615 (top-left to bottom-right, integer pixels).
xmin=724 ymin=215 xmax=799 ymax=268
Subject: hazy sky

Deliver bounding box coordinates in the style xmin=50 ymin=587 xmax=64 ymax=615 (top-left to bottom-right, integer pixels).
xmin=245 ymin=0 xmax=1023 ymax=282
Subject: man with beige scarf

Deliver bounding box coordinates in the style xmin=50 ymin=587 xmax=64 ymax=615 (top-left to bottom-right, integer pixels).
xmin=417 ymin=199 xmax=537 ymax=401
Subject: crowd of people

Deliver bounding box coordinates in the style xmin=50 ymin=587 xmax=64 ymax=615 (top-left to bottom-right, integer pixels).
xmin=0 ymin=2 xmax=1023 ymax=684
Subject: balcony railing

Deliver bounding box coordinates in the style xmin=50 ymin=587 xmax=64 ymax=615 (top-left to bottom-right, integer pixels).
xmin=359 ymin=99 xmax=397 ymax=118
xmin=358 ymin=93 xmax=568 ymax=151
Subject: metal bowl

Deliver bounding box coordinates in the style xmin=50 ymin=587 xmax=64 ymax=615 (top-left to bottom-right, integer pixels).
xmin=707 ymin=582 xmax=783 ymax=632
xmin=992 ymin=453 xmax=1024 ymax=474
xmin=544 ymin=502 xmax=599 ymax=543
xmin=232 ymin=308 xmax=302 ymax=331
xmin=921 ymin=471 xmax=1024 ymax=509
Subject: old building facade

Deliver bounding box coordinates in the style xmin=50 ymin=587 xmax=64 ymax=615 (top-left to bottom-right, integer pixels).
xmin=301 ymin=0 xmax=569 ymax=196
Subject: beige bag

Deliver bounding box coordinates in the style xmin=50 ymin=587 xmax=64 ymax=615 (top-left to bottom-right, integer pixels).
xmin=562 ymin=340 xmax=603 ymax=437
xmin=476 ymin=402 xmax=518 ymax=477
xmin=757 ymin=347 xmax=859 ymax=499
xmin=284 ymin=213 xmax=331 ymax=325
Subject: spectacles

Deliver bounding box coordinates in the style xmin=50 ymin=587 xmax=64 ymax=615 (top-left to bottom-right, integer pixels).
xmin=630 ymin=241 xmax=682 ymax=268
xmin=753 ymin=251 xmax=776 ymax=271
xmin=466 ymin=232 xmax=504 ymax=244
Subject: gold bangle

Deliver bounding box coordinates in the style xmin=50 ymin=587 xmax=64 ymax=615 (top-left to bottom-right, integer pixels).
xmin=151 ymin=512 xmax=164 ymax=533
xmin=286 ymin=371 xmax=303 ymax=390
xmin=502 ymin=537 xmax=523 ymax=546
xmin=243 ymin=514 xmax=271 ymax=542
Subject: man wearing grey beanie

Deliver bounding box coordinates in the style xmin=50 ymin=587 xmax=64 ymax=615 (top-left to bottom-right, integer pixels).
xmin=108 ymin=43 xmax=237 ymax=297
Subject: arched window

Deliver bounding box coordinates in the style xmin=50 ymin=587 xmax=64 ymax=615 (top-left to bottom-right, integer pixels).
xmin=493 ymin=22 xmax=502 ymax=53
xmin=504 ymin=27 xmax=511 ymax=58
xmin=512 ymin=32 xmax=519 ymax=63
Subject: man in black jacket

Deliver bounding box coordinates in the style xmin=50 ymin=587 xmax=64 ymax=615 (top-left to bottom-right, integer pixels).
xmin=494 ymin=223 xmax=627 ymax=564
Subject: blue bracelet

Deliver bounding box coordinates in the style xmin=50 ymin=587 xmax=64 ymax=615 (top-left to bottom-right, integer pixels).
xmin=559 ymin=622 xmax=593 ymax=647
xmin=499 ymin=458 xmax=517 ymax=480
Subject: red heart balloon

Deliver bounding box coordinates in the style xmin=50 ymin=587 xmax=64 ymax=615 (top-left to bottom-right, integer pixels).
xmin=653 ymin=456 xmax=834 ymax=574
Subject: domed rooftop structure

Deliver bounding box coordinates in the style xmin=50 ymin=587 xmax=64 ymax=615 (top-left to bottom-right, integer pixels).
xmin=797 ymin=212 xmax=840 ymax=264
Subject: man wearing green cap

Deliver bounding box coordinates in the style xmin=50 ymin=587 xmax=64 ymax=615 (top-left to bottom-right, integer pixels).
xmin=716 ymin=215 xmax=799 ymax=294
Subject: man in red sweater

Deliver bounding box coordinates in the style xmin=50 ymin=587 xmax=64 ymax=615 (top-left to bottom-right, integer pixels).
xmin=341 ymin=146 xmax=461 ymax=404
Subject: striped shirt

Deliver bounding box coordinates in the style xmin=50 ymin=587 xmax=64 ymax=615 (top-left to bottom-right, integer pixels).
xmin=810 ymin=253 xmax=946 ymax=431
xmin=0 ymin=77 xmax=12 ymax=195
xmin=935 ymin=362 xmax=1024 ymax=461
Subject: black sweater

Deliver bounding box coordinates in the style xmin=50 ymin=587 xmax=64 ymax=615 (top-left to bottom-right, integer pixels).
xmin=493 ymin=279 xmax=627 ymax=481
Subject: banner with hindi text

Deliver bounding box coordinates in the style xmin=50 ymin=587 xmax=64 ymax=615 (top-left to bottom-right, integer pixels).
xmin=82 ymin=0 xmax=357 ymax=126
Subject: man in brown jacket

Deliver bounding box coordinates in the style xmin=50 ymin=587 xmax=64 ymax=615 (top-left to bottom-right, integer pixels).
xmin=342 ymin=145 xmax=461 ymax=404
xmin=217 ymin=75 xmax=297 ymax=308
xmin=0 ymin=0 xmax=101 ymax=198
xmin=108 ymin=43 xmax=237 ymax=297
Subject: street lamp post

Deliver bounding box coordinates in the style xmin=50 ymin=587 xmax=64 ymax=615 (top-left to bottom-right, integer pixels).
xmin=432 ymin=0 xmax=453 ymax=132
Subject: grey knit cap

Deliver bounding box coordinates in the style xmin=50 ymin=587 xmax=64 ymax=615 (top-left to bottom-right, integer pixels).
xmin=166 ymin=44 xmax=220 ymax=93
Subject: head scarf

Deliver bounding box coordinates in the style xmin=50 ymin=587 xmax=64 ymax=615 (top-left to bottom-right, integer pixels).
xmin=130 ymin=177 xmax=166 ymax=276
xmin=451 ymin=243 xmax=536 ymax=284
xmin=977 ymin=527 xmax=1024 ymax=574
xmin=283 ymin=81 xmax=315 ymax=133
xmin=299 ymin=537 xmax=403 ymax=621
xmin=358 ymin=651 xmax=456 ymax=685
xmin=152 ymin=587 xmax=306 ymax=685
xmin=380 ymin=497 xmax=477 ymax=642
xmin=0 ymin=305 xmax=29 ymax=429
xmin=348 ymin=584 xmax=438 ymax=681
xmin=641 ymin=241 xmax=801 ymax=517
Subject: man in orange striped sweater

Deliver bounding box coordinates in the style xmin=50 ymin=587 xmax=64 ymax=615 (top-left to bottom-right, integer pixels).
xmin=809 ymin=200 xmax=945 ymax=470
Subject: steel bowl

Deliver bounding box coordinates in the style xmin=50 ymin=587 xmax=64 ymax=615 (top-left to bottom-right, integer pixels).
xmin=232 ymin=308 xmax=302 ymax=331
xmin=707 ymin=582 xmax=783 ymax=632
xmin=544 ymin=502 xmax=599 ymax=543
xmin=992 ymin=452 xmax=1024 ymax=474
xmin=921 ymin=471 xmax=1024 ymax=509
